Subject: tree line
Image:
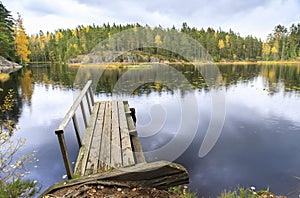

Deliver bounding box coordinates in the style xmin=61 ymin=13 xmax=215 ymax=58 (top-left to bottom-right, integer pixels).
xmin=27 ymin=22 xmax=300 ymax=63
xmin=0 ymin=1 xmax=299 ymax=63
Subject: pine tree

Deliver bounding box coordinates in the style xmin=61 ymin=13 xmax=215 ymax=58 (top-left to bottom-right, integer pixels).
xmin=0 ymin=2 xmax=15 ymax=60
xmin=14 ymin=13 xmax=30 ymax=64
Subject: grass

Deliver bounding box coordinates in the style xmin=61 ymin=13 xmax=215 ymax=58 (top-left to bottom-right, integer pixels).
xmin=0 ymin=179 xmax=39 ymax=198
xmin=169 ymin=185 xmax=197 ymax=198
xmin=218 ymin=186 xmax=280 ymax=198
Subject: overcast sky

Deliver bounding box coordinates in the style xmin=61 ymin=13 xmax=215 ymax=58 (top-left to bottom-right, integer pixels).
xmin=2 ymin=0 xmax=300 ymax=39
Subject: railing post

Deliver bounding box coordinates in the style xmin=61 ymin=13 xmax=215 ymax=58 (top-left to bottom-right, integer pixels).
xmin=89 ymin=87 xmax=95 ymax=106
xmin=72 ymin=114 xmax=82 ymax=148
xmin=85 ymin=92 xmax=92 ymax=114
xmin=55 ymin=130 xmax=73 ymax=179
xmin=80 ymin=101 xmax=88 ymax=128
xmin=55 ymin=80 xmax=94 ymax=180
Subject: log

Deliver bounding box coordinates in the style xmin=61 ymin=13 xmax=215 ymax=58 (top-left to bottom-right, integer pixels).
xmin=40 ymin=160 xmax=189 ymax=197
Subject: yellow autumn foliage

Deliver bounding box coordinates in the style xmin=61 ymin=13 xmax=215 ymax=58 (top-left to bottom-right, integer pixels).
xmin=271 ymin=40 xmax=279 ymax=54
xmin=14 ymin=14 xmax=30 ymax=63
xmin=55 ymin=31 xmax=64 ymax=43
xmin=262 ymin=42 xmax=271 ymax=55
xmin=154 ymin=34 xmax=162 ymax=45
xmin=0 ymin=73 xmax=10 ymax=83
xmin=218 ymin=39 xmax=225 ymax=49
xmin=225 ymin=35 xmax=230 ymax=46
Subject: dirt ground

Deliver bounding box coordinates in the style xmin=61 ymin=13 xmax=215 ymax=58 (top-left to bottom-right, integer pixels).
xmin=42 ymin=184 xmax=186 ymax=198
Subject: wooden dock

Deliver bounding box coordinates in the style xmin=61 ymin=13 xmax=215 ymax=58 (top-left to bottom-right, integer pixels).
xmin=74 ymin=100 xmax=146 ymax=176
xmin=48 ymin=80 xmax=189 ymax=195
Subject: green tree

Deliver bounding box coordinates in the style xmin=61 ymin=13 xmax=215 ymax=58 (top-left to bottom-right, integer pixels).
xmin=27 ymin=22 xmax=300 ymax=63
xmin=287 ymin=23 xmax=300 ymax=60
xmin=0 ymin=2 xmax=15 ymax=61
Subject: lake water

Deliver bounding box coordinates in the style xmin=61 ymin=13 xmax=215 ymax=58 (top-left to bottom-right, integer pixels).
xmin=1 ymin=63 xmax=300 ymax=197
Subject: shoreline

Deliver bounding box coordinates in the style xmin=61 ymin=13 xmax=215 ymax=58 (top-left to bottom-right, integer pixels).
xmin=215 ymin=61 xmax=300 ymax=65
xmin=66 ymin=61 xmax=300 ymax=67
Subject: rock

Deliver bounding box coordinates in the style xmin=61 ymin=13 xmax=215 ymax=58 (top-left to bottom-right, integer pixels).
xmin=0 ymin=56 xmax=22 ymax=73
xmin=132 ymin=188 xmax=137 ymax=192
xmin=90 ymin=189 xmax=96 ymax=193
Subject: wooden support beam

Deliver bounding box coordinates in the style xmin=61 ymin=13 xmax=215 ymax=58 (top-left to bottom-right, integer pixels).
xmin=85 ymin=92 xmax=92 ymax=114
xmin=72 ymin=113 xmax=82 ymax=148
xmin=128 ymin=129 xmax=137 ymax=136
xmin=80 ymin=101 xmax=88 ymax=128
xmin=88 ymin=87 xmax=94 ymax=106
xmin=55 ymin=130 xmax=73 ymax=179
xmin=124 ymin=103 xmax=146 ymax=163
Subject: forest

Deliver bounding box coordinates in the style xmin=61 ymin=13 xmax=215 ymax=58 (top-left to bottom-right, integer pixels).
xmin=0 ymin=1 xmax=300 ymax=64
xmin=27 ymin=23 xmax=300 ymax=63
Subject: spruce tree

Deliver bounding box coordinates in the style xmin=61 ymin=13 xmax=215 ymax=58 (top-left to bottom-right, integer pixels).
xmin=0 ymin=1 xmax=15 ymax=61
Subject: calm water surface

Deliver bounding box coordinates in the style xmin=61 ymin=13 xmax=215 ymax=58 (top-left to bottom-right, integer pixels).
xmin=1 ymin=63 xmax=300 ymax=197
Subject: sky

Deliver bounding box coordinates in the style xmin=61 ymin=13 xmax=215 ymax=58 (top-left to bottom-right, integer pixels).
xmin=2 ymin=0 xmax=300 ymax=39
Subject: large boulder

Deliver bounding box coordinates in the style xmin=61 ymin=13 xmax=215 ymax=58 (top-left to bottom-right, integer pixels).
xmin=0 ymin=56 xmax=22 ymax=73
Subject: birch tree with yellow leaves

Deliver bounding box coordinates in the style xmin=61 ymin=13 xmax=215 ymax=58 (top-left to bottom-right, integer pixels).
xmin=14 ymin=13 xmax=30 ymax=64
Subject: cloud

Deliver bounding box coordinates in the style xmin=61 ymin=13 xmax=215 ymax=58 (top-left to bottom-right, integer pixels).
xmin=22 ymin=0 xmax=63 ymax=16
xmin=1 ymin=0 xmax=299 ymax=38
xmin=223 ymin=0 xmax=300 ymax=38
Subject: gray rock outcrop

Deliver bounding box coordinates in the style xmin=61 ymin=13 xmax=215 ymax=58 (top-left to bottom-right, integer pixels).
xmin=0 ymin=56 xmax=22 ymax=73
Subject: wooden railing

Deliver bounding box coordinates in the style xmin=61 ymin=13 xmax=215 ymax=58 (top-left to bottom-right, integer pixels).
xmin=55 ymin=80 xmax=94 ymax=179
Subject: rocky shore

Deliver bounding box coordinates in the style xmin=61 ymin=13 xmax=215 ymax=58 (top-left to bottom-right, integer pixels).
xmin=0 ymin=56 xmax=22 ymax=73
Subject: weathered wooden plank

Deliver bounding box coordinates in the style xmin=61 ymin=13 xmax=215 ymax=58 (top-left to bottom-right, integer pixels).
xmin=74 ymin=103 xmax=100 ymax=176
xmin=118 ymin=101 xmax=135 ymax=166
xmin=130 ymin=136 xmax=146 ymax=164
xmin=111 ymin=100 xmax=122 ymax=168
xmin=110 ymin=161 xmax=188 ymax=182
xmin=85 ymin=102 xmax=105 ymax=175
xmin=99 ymin=101 xmax=112 ymax=171
xmin=124 ymin=103 xmax=146 ymax=164
xmin=40 ymin=160 xmax=189 ymax=196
